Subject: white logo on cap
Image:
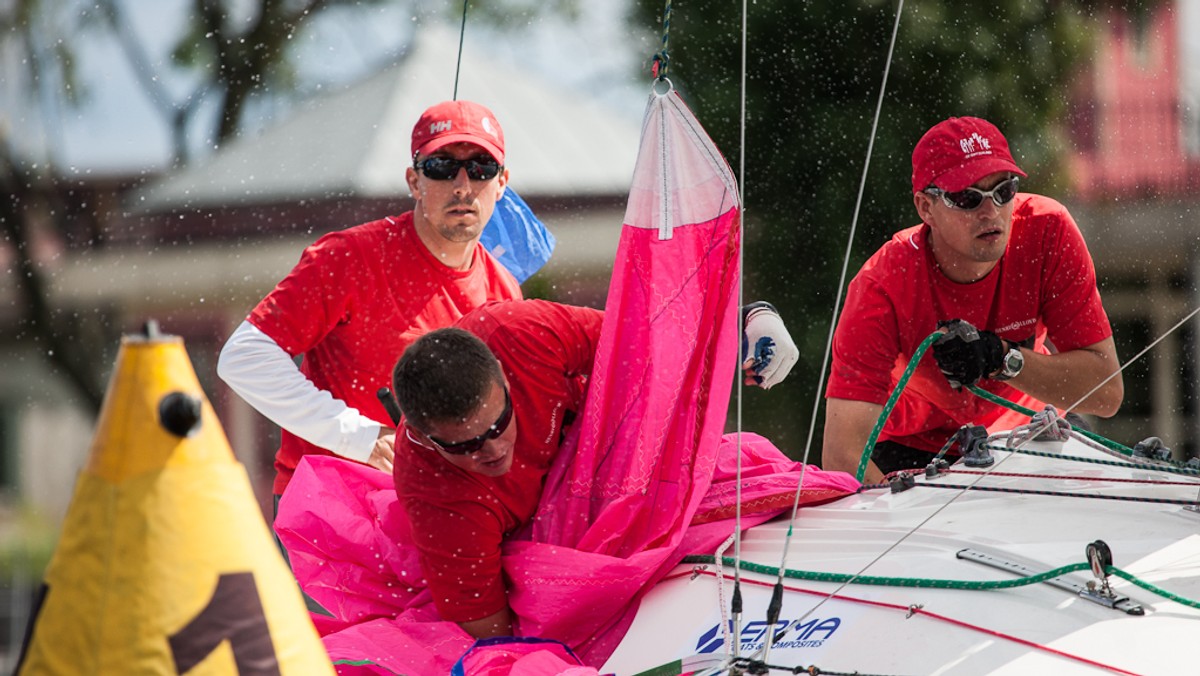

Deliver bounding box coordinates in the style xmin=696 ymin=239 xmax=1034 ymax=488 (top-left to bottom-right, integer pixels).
xmin=481 ymin=117 xmax=498 ymax=138
xmin=430 ymin=120 xmax=452 ymax=134
xmin=959 ymin=133 xmax=992 ymax=159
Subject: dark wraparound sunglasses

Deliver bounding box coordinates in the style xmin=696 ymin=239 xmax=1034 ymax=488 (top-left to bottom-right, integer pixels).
xmin=414 ymin=155 xmax=503 ymax=181
xmin=426 ymin=387 xmax=513 ymax=455
xmin=925 ymin=176 xmax=1020 ymax=211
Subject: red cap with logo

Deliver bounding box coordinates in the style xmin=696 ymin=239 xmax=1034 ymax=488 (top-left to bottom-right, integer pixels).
xmin=911 ymin=117 xmax=1025 ymax=193
xmin=411 ymin=100 xmax=505 ymax=164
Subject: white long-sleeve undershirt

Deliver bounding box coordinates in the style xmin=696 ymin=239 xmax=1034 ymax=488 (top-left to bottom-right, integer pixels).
xmin=216 ymin=320 xmax=380 ymax=463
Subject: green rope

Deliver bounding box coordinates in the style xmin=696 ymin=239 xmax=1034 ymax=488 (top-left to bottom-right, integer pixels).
xmin=681 ymin=555 xmax=1200 ymax=609
xmin=1112 ymin=568 xmax=1200 ymax=609
xmin=652 ymin=0 xmax=672 ymax=78
xmin=855 ymin=331 xmax=941 ymax=481
xmin=854 ymin=330 xmax=1198 ymax=481
xmin=685 ymin=554 xmax=1090 ymax=590
xmin=967 ymin=385 xmax=1135 ymax=455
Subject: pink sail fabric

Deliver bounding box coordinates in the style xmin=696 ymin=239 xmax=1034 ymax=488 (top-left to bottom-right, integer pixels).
xmin=275 ymin=88 xmax=860 ymax=674
xmin=278 ymin=437 xmax=858 ymax=673
xmin=506 ymin=435 xmax=858 ymax=665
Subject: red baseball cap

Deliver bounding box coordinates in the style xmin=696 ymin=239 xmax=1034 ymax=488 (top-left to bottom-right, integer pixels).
xmin=411 ymin=100 xmax=505 ymax=164
xmin=911 ymin=117 xmax=1025 ymax=193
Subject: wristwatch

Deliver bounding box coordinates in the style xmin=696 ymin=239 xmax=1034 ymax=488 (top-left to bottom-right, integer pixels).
xmin=993 ymin=345 xmax=1024 ymax=381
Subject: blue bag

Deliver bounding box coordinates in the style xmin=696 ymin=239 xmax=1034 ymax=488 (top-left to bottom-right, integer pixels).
xmin=480 ymin=187 xmax=556 ymax=283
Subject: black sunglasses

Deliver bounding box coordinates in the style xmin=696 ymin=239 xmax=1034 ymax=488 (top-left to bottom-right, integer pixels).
xmin=427 ymin=388 xmax=513 ymax=455
xmin=414 ymin=155 xmax=503 ymax=181
xmin=926 ymin=176 xmax=1020 ymax=211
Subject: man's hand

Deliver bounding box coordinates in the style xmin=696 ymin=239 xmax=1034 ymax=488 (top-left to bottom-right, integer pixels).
xmin=932 ymin=319 xmax=1005 ymax=389
xmin=459 ymin=607 xmax=513 ymax=639
xmin=367 ymin=427 xmax=395 ymax=474
xmin=742 ymin=302 xmax=799 ymax=389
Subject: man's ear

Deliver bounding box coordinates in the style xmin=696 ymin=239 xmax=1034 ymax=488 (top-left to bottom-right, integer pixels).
xmin=494 ymin=167 xmax=509 ymax=200
xmin=406 ymin=166 xmax=421 ymax=199
xmin=914 ymin=191 xmax=936 ymax=224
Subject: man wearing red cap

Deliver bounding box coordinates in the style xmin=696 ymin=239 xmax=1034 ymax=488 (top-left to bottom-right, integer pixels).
xmin=822 ymin=117 xmax=1124 ymax=482
xmin=218 ymin=100 xmax=522 ymax=499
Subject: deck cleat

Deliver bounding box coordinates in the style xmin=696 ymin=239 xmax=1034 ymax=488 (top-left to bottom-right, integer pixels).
xmin=925 ymin=458 xmax=950 ymax=478
xmin=1132 ymin=437 xmax=1172 ymax=462
xmin=957 ymin=424 xmax=993 ymax=467
xmin=889 ymin=471 xmax=916 ymax=493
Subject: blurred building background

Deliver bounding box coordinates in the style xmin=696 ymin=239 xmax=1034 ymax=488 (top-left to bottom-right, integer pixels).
xmin=1063 ymin=2 xmax=1200 ymax=455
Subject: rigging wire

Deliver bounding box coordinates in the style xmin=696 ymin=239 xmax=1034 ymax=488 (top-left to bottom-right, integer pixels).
xmin=731 ymin=0 xmax=749 ymax=664
xmin=750 ymin=0 xmax=909 ymax=664
xmin=452 ymin=0 xmax=469 ymax=100
xmin=792 ymin=0 xmax=906 ymax=479
xmin=653 ymin=0 xmax=747 ymax=661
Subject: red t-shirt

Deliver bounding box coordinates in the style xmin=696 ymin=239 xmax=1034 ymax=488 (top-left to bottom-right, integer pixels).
xmin=394 ymin=300 xmax=603 ymax=623
xmin=248 ymin=212 xmax=522 ymax=494
xmin=827 ymin=194 xmax=1112 ymax=451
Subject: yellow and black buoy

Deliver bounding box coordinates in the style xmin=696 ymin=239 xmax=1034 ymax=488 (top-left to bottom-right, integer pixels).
xmin=18 ymin=322 xmax=332 ymax=675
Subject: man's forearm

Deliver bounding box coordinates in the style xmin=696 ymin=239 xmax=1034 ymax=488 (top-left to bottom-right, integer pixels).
xmin=1005 ymin=338 xmax=1123 ymax=417
xmin=217 ymin=320 xmax=381 ymax=460
xmin=823 ymin=398 xmax=886 ymax=482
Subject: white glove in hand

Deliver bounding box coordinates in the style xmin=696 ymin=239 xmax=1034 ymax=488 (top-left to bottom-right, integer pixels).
xmin=742 ymin=304 xmax=799 ymax=389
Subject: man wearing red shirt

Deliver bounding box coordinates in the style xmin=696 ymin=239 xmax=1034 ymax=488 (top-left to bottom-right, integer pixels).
xmin=217 ymin=100 xmax=521 ymax=498
xmin=391 ymin=298 xmax=799 ymax=639
xmin=823 ymin=117 xmax=1124 ymax=483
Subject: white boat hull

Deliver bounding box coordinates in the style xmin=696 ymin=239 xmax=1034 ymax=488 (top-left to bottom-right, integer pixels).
xmin=603 ymin=437 xmax=1200 ymax=675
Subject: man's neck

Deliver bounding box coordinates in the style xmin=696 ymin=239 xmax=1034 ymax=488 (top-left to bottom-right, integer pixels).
xmin=412 ymin=213 xmax=476 ymax=271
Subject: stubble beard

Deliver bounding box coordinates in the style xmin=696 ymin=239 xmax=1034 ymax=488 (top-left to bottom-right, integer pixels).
xmin=435 ymin=197 xmax=484 ymax=243
xmin=435 ymin=221 xmax=481 ymax=243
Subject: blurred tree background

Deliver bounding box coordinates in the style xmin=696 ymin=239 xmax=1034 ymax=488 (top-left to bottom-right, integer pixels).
xmin=627 ymin=0 xmax=1153 ymax=463
xmin=0 ymin=0 xmax=579 ymax=414
xmin=1 ymin=0 xmax=1155 ymax=454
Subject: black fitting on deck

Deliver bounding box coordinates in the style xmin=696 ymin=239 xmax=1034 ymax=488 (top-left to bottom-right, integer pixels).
xmin=1133 ymin=437 xmax=1172 ymax=462
xmin=958 ymin=424 xmax=993 ymax=467
xmin=889 ymin=471 xmax=916 ymax=493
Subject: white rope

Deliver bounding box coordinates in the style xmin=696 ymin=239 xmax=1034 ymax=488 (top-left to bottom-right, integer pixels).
xmin=714 ymin=533 xmax=737 ymax=662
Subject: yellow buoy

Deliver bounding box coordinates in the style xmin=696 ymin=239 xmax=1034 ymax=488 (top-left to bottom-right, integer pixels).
xmin=18 ymin=325 xmax=333 ymax=675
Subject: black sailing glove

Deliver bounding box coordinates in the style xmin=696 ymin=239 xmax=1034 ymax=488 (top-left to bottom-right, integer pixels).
xmin=932 ymin=319 xmax=1006 ymax=390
